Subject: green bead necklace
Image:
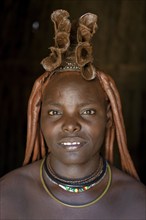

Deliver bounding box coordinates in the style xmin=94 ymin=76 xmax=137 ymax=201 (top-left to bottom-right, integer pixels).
xmin=44 ymin=156 xmax=107 ymax=193
xmin=40 ymin=158 xmax=112 ymax=208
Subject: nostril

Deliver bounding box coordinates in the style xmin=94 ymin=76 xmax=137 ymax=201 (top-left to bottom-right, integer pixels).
xmin=62 ymin=121 xmax=81 ymax=133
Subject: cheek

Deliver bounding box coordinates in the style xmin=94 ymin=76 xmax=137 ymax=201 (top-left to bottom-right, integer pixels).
xmin=89 ymin=118 xmax=106 ymax=144
xmin=40 ymin=114 xmax=61 ymax=149
xmin=40 ymin=115 xmax=52 ymax=145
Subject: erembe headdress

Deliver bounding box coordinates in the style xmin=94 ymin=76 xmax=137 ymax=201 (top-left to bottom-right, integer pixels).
xmin=23 ymin=9 xmax=139 ymax=180
xmin=41 ymin=10 xmax=97 ymax=80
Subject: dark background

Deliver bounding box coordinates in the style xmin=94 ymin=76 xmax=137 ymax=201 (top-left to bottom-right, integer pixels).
xmin=0 ymin=0 xmax=146 ymax=184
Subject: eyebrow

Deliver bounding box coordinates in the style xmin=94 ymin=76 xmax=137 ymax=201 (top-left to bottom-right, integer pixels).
xmin=44 ymin=101 xmax=98 ymax=107
xmin=78 ymin=102 xmax=98 ymax=107
xmin=44 ymin=102 xmax=62 ymax=106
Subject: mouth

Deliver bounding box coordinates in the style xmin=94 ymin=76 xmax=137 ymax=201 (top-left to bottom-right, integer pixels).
xmin=58 ymin=138 xmax=87 ymax=151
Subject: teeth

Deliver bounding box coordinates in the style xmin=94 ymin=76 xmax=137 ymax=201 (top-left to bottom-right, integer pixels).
xmin=61 ymin=142 xmax=80 ymax=146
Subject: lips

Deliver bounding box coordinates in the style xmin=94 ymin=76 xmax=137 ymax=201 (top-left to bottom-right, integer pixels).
xmin=58 ymin=137 xmax=87 ymax=151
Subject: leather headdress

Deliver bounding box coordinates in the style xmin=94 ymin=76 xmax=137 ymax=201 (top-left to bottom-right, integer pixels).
xmin=41 ymin=9 xmax=97 ymax=80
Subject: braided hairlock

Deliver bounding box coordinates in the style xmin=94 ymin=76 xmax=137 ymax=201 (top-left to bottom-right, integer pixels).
xmin=23 ymin=10 xmax=139 ymax=180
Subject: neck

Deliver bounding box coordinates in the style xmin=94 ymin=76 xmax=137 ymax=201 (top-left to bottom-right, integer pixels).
xmin=40 ymin=157 xmax=111 ymax=207
xmin=47 ymin=154 xmax=101 ymax=180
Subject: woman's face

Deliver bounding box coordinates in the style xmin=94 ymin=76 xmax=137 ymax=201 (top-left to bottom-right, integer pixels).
xmin=41 ymin=71 xmax=107 ymax=166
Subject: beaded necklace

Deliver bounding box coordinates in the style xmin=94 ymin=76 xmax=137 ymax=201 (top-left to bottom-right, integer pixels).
xmin=40 ymin=158 xmax=112 ymax=208
xmin=44 ymin=156 xmax=107 ymax=193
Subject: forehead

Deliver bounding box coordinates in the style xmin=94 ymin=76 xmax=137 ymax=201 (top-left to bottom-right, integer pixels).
xmin=42 ymin=71 xmax=106 ymax=105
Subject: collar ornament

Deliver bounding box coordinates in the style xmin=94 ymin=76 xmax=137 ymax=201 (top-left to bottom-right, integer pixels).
xmin=40 ymin=157 xmax=112 ymax=208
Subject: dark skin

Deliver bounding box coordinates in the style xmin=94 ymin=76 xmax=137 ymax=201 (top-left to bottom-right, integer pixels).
xmin=1 ymin=71 xmax=146 ymax=220
xmin=41 ymin=71 xmax=107 ymax=179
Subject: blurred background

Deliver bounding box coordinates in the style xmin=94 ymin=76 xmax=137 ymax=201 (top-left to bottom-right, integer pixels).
xmin=0 ymin=0 xmax=146 ymax=184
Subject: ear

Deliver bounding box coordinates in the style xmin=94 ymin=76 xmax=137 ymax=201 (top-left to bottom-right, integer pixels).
xmin=106 ymin=103 xmax=113 ymax=128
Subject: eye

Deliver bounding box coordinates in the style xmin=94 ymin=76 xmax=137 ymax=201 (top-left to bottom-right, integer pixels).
xmin=48 ymin=110 xmax=62 ymax=116
xmin=81 ymin=109 xmax=96 ymax=115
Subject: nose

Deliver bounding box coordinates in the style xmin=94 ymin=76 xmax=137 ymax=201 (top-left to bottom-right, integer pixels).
xmin=62 ymin=116 xmax=81 ymax=133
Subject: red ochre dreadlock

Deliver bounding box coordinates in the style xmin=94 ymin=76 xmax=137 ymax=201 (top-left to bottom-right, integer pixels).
xmin=23 ymin=9 xmax=139 ymax=180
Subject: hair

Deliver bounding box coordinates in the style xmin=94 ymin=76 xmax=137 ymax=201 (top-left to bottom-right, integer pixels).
xmin=23 ymin=10 xmax=139 ymax=180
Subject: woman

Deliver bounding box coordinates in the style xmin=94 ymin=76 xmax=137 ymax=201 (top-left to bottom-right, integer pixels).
xmin=1 ymin=9 xmax=145 ymax=220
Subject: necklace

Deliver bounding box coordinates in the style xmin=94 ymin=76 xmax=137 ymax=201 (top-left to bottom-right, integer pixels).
xmin=40 ymin=158 xmax=112 ymax=208
xmin=45 ymin=155 xmax=103 ymax=184
xmin=44 ymin=156 xmax=107 ymax=193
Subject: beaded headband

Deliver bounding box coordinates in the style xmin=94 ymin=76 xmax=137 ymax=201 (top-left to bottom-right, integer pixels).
xmin=55 ymin=61 xmax=81 ymax=72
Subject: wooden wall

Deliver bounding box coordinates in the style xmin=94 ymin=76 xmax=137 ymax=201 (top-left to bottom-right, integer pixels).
xmin=0 ymin=0 xmax=146 ymax=184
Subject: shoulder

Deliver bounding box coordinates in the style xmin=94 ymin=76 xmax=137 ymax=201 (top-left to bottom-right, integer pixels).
xmin=0 ymin=160 xmax=42 ymax=199
xmin=0 ymin=160 xmax=44 ymax=219
xmin=108 ymin=165 xmax=146 ymax=219
xmin=1 ymin=160 xmax=41 ymax=183
xmin=111 ymin=165 xmax=146 ymax=192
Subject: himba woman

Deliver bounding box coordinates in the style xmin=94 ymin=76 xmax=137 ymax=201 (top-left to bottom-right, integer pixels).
xmin=1 ymin=9 xmax=145 ymax=220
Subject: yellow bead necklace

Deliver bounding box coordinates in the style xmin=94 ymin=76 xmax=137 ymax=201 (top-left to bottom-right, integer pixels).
xmin=40 ymin=158 xmax=112 ymax=208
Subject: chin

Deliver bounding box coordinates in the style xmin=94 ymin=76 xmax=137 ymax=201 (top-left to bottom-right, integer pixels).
xmin=59 ymin=152 xmax=91 ymax=165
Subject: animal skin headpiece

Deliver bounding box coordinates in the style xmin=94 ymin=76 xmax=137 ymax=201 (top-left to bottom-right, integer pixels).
xmin=23 ymin=9 xmax=139 ymax=180
xmin=41 ymin=9 xmax=97 ymax=80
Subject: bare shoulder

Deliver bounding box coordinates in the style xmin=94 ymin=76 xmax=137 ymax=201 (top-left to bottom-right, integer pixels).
xmin=0 ymin=161 xmax=40 ymax=207
xmin=108 ymin=165 xmax=146 ymax=219
xmin=0 ymin=161 xmax=44 ymax=219
xmin=0 ymin=160 xmax=41 ymax=190
xmin=111 ymin=165 xmax=146 ymax=193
